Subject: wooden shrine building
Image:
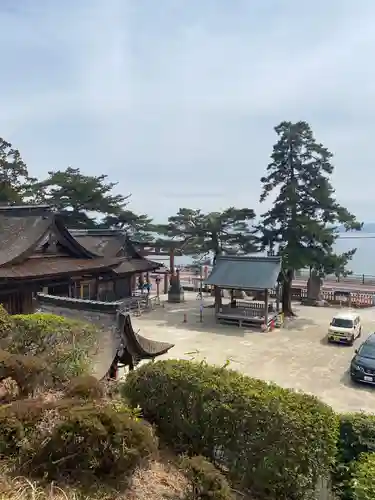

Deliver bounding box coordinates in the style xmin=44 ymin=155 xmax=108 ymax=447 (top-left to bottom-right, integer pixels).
xmin=69 ymin=229 xmax=161 ymax=300
xmin=205 ymin=255 xmax=282 ymax=329
xmin=0 ymin=205 xmax=160 ymax=314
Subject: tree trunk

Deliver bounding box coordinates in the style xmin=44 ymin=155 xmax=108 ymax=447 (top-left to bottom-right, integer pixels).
xmin=213 ymin=242 xmax=222 ymax=310
xmin=282 ymin=269 xmax=295 ymax=316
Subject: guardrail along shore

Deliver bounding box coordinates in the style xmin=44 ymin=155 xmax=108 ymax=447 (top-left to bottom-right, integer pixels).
xmin=295 ymin=270 xmax=375 ymax=286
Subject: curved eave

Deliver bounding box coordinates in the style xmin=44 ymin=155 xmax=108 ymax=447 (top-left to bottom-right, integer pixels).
xmin=54 ymin=216 xmax=99 ymax=258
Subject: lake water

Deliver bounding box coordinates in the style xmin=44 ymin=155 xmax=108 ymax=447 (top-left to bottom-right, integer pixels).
xmin=335 ymin=235 xmax=375 ymax=275
xmin=151 ymin=234 xmax=375 ymax=276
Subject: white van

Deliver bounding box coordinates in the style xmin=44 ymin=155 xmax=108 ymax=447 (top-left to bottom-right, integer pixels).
xmin=328 ymin=312 xmax=362 ymax=345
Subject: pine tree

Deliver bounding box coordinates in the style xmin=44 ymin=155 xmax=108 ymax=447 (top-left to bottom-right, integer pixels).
xmin=155 ymin=207 xmax=257 ymax=260
xmin=33 ymin=167 xmax=128 ymax=228
xmin=259 ymin=121 xmax=362 ymax=315
xmin=155 ymin=207 xmax=257 ymax=307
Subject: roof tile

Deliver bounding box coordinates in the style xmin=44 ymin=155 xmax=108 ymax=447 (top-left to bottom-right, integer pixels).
xmin=204 ymin=255 xmax=281 ymax=290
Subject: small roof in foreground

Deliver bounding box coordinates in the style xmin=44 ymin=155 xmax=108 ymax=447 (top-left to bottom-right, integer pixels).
xmin=204 ymin=255 xmax=282 ymax=290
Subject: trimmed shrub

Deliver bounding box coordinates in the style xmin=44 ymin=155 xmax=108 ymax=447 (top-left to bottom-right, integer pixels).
xmin=0 ymin=350 xmax=48 ymax=395
xmin=9 ymin=313 xmax=99 ymax=381
xmin=333 ymin=413 xmax=375 ymax=500
xmin=122 ymin=359 xmax=338 ymax=500
xmin=64 ymin=375 xmax=104 ymax=399
xmin=28 ymin=403 xmax=158 ymax=484
xmin=0 ymin=399 xmax=47 ymax=455
xmin=180 ymin=455 xmax=234 ymax=500
xmin=351 ymin=453 xmax=375 ymax=500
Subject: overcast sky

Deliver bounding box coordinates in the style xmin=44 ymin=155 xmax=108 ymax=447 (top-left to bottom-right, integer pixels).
xmin=1 ymin=0 xmax=374 ymax=222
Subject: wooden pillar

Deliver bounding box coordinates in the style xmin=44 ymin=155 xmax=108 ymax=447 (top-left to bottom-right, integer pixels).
xmin=163 ymin=273 xmax=168 ymax=294
xmin=264 ymin=288 xmax=269 ymax=327
xmin=92 ymin=278 xmax=99 ymax=300
xmin=108 ymin=356 xmax=118 ymax=379
xmin=156 ymin=276 xmax=161 ymax=298
xmin=131 ymin=274 xmax=136 ymax=293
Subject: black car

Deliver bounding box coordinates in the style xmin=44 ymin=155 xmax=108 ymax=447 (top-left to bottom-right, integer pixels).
xmin=350 ymin=333 xmax=375 ymax=385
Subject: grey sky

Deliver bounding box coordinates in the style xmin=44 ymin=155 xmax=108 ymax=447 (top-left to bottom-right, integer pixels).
xmin=1 ymin=0 xmax=374 ymax=221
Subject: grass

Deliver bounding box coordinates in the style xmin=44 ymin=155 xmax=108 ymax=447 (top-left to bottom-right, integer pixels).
xmin=0 ymin=458 xmax=189 ymax=500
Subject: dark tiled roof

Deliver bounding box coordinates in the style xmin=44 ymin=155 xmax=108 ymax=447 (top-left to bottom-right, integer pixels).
xmin=113 ymin=259 xmax=161 ymax=275
xmin=0 ymin=256 xmax=122 ymax=279
xmin=0 ymin=207 xmax=53 ymax=266
xmin=70 ymin=229 xmax=161 ymax=275
xmin=69 ymin=229 xmax=126 ymax=257
xmin=205 ymin=255 xmax=282 ymax=290
xmin=70 ymin=229 xmax=143 ymax=259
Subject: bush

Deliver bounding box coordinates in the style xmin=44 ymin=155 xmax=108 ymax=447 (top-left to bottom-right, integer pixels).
xmin=180 ymin=455 xmax=234 ymax=500
xmin=9 ymin=313 xmax=99 ymax=381
xmin=0 ymin=305 xmax=13 ymax=338
xmin=333 ymin=413 xmax=375 ymax=500
xmin=0 ymin=399 xmax=47 ymax=455
xmin=64 ymin=375 xmax=104 ymax=399
xmin=351 ymin=453 xmax=375 ymax=500
xmin=122 ymin=360 xmax=338 ymax=500
xmin=0 ymin=350 xmax=48 ymax=395
xmin=28 ymin=402 xmax=158 ymax=484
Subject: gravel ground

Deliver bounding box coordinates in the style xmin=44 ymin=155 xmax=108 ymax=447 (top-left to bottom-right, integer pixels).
xmin=133 ymin=293 xmax=375 ymax=414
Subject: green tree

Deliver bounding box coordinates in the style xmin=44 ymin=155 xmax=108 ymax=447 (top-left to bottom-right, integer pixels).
xmin=155 ymin=208 xmax=257 ymax=306
xmin=155 ymin=207 xmax=257 ymax=260
xmin=0 ymin=138 xmax=37 ymax=204
xmin=103 ymin=210 xmax=154 ymax=242
xmin=259 ymin=121 xmax=362 ymax=316
xmin=33 ymin=167 xmax=128 ymax=228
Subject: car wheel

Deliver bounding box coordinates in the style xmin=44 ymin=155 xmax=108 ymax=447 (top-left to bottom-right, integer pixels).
xmin=349 ymin=335 xmax=355 ymax=346
xmin=358 ymin=327 xmax=362 ymax=338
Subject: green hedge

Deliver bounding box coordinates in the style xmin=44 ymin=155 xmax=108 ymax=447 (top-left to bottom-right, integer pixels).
xmin=333 ymin=413 xmax=375 ymax=500
xmin=3 ymin=313 xmax=99 ymax=381
xmin=122 ymin=359 xmax=338 ymax=500
xmin=351 ymin=453 xmax=375 ymax=500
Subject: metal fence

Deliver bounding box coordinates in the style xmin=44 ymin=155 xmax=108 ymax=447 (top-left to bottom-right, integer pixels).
xmin=295 ymin=269 xmax=375 ymax=285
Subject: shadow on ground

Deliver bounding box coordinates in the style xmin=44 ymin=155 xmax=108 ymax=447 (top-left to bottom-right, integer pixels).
xmin=139 ymin=298 xmax=320 ymax=338
xmin=282 ymin=316 xmax=317 ymax=331
xmin=339 ymin=369 xmax=375 ymax=395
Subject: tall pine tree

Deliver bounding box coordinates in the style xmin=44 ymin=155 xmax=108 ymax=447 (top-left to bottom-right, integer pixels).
xmin=259 ymin=121 xmax=362 ymax=315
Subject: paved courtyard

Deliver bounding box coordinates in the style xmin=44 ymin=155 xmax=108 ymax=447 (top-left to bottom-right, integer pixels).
xmin=132 ymin=292 xmax=375 ymax=414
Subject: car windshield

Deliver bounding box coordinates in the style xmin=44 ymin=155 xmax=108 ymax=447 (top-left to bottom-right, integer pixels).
xmin=331 ymin=318 xmax=353 ymax=328
xmin=359 ymin=343 xmax=375 ymax=359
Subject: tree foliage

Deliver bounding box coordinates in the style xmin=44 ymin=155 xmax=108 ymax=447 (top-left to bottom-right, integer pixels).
xmin=0 ymin=138 xmax=37 ymax=204
xmin=154 ymin=207 xmax=257 ymax=259
xmin=258 ymin=121 xmax=362 ymax=314
xmin=103 ymin=209 xmax=154 ymax=242
xmin=32 ymin=167 xmax=129 ymax=228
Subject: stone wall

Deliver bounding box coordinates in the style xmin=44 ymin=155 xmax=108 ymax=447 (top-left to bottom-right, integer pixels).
xmin=36 ymin=293 xmax=123 ymax=329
